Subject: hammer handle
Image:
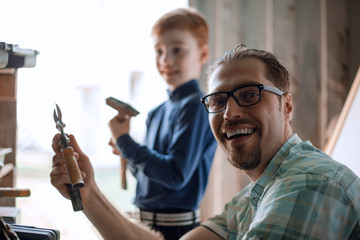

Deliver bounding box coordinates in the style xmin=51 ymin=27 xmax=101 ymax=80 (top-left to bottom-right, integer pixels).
xmin=120 ymin=157 xmax=127 ymax=190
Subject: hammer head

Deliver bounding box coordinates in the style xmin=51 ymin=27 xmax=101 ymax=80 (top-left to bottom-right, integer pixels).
xmin=106 ymin=97 xmax=140 ymax=117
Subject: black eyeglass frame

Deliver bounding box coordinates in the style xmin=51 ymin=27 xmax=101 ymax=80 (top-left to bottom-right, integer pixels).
xmin=200 ymin=84 xmax=285 ymax=113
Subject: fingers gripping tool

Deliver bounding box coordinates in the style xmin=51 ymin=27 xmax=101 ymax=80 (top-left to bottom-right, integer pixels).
xmin=53 ymin=104 xmax=84 ymax=211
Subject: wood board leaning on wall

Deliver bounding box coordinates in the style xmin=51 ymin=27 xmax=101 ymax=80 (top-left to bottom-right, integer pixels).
xmin=324 ymin=67 xmax=360 ymax=177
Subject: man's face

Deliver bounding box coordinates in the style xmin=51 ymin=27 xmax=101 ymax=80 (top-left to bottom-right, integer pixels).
xmin=208 ymin=58 xmax=293 ymax=179
xmin=152 ymin=29 xmax=208 ymax=90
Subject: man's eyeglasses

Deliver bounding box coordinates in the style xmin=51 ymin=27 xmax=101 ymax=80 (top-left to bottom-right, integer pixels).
xmin=200 ymin=84 xmax=285 ymax=113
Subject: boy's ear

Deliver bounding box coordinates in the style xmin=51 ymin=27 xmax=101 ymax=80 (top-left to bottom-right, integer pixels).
xmin=199 ymin=45 xmax=210 ymax=65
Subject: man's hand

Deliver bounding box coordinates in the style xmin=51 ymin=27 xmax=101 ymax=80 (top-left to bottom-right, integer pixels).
xmin=50 ymin=133 xmax=166 ymax=240
xmin=50 ymin=133 xmax=95 ymax=203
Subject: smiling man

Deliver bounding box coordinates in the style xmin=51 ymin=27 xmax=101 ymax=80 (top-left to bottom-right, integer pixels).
xmin=182 ymin=45 xmax=360 ymax=239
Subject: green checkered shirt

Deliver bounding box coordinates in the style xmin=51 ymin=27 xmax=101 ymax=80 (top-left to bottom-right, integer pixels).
xmin=202 ymin=134 xmax=360 ymax=239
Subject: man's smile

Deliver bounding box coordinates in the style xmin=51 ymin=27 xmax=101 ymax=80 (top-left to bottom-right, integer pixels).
xmin=225 ymin=127 xmax=255 ymax=139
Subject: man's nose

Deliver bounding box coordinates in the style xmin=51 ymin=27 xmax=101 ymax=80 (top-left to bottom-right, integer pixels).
xmin=223 ymin=96 xmax=241 ymax=119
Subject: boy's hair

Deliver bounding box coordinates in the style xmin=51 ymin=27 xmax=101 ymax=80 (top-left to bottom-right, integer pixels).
xmin=151 ymin=7 xmax=209 ymax=47
xmin=207 ymin=44 xmax=290 ymax=92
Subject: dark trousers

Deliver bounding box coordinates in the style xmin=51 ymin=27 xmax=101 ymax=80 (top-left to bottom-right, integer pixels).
xmin=151 ymin=222 xmax=200 ymax=240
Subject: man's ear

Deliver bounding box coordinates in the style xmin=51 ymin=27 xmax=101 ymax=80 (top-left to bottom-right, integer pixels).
xmin=199 ymin=45 xmax=210 ymax=65
xmin=284 ymin=93 xmax=293 ymax=122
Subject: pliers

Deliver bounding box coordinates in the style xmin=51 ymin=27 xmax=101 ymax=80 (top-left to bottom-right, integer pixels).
xmin=53 ymin=104 xmax=84 ymax=211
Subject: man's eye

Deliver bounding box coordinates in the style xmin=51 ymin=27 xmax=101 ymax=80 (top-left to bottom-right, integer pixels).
xmin=240 ymin=91 xmax=259 ymax=101
xmin=245 ymin=91 xmax=258 ymax=98
xmin=208 ymin=96 xmax=226 ymax=107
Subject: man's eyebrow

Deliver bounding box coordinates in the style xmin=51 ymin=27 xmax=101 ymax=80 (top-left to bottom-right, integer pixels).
xmin=210 ymin=81 xmax=262 ymax=93
xmin=236 ymin=82 xmax=261 ymax=87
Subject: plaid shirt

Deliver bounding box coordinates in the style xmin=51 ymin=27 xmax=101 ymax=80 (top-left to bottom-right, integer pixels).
xmin=202 ymin=134 xmax=360 ymax=239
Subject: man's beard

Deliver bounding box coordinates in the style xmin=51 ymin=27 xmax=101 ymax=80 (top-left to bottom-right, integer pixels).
xmin=220 ymin=118 xmax=262 ymax=170
xmin=226 ymin=143 xmax=262 ymax=170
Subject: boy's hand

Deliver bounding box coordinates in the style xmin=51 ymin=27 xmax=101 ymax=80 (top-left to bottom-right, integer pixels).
xmin=108 ymin=138 xmax=123 ymax=157
xmin=108 ymin=115 xmax=130 ymax=143
xmin=50 ymin=133 xmax=95 ymax=203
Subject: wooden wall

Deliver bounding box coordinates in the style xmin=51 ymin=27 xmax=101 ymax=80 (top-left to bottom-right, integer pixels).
xmin=190 ymin=0 xmax=360 ymax=220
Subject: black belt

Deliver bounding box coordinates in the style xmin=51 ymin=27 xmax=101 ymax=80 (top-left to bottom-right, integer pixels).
xmin=139 ymin=209 xmax=200 ymax=227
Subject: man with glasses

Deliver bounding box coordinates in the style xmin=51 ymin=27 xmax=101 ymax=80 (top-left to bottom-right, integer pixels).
xmin=183 ymin=45 xmax=360 ymax=239
xmin=50 ymin=45 xmax=360 ymax=239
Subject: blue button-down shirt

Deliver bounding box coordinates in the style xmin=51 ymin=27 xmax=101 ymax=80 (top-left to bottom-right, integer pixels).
xmin=202 ymin=134 xmax=360 ymax=239
xmin=117 ymin=80 xmax=217 ymax=211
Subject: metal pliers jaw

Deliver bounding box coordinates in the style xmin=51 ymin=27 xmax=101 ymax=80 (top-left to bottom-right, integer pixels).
xmin=53 ymin=104 xmax=69 ymax=148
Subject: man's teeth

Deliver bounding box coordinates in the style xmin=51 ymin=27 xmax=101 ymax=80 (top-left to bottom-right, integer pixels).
xmin=226 ymin=128 xmax=254 ymax=138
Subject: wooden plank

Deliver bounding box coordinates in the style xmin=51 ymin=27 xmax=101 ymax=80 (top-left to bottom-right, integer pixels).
xmin=318 ymin=0 xmax=328 ymax=147
xmin=325 ymin=0 xmax=349 ymax=149
xmin=0 ymin=101 xmax=17 ymax=151
xmin=324 ymin=67 xmax=360 ymax=155
xmin=0 ymin=73 xmax=16 ymax=100
xmin=293 ymin=0 xmax=321 ymax=146
xmin=241 ymin=0 xmax=267 ymax=49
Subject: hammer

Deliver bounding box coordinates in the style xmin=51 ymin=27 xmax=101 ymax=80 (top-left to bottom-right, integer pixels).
xmin=106 ymin=97 xmax=139 ymax=189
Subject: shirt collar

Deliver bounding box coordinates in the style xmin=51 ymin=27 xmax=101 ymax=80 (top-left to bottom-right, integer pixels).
xmin=250 ymin=134 xmax=302 ymax=207
xmin=167 ymin=80 xmax=199 ymax=101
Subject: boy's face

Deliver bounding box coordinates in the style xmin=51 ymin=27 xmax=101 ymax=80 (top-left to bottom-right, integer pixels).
xmin=152 ymin=29 xmax=209 ymax=90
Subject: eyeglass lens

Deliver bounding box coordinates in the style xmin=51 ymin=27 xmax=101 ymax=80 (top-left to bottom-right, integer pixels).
xmin=205 ymin=86 xmax=261 ymax=112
